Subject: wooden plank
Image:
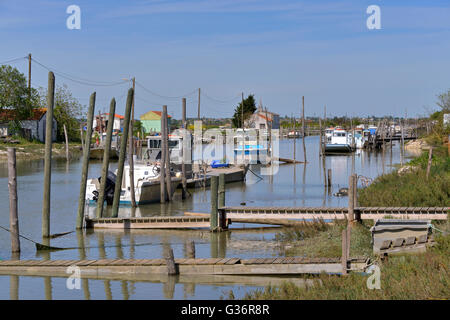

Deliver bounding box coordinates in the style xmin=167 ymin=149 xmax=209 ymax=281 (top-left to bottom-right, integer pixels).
xmin=215 ymin=258 xmax=232 ymax=265
xmin=225 ymin=258 xmax=240 ymax=265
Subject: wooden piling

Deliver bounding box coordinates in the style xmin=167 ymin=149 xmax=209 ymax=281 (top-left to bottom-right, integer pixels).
xmin=96 ymin=98 xmax=116 ymax=218
xmin=163 ymin=105 xmax=172 ymax=201
xmin=186 ymin=241 xmax=195 ymax=259
xmin=218 ymin=173 xmax=225 ymax=208
xmin=341 ymin=229 xmax=348 ymax=275
xmin=210 ymin=175 xmax=219 ymax=231
xmin=301 ymin=96 xmax=306 ymax=163
xmin=76 ymin=92 xmax=96 ymax=229
xmin=160 ymin=106 xmax=167 ymax=203
xmin=128 ymin=109 xmax=136 ymax=208
xmin=348 ymin=174 xmax=354 ymax=222
xmin=80 ymin=124 xmax=85 ymax=154
xmin=42 ymin=72 xmax=55 ymax=238
xmin=181 ymin=98 xmax=187 ymax=199
xmin=111 ymin=89 xmax=134 ymax=218
xmin=63 ymin=124 xmax=70 ymax=161
xmin=319 ymin=118 xmax=323 ymax=157
xmin=327 ymin=169 xmax=332 ymax=188
xmin=426 ymin=147 xmax=433 ymax=179
xmin=8 ymin=148 xmax=20 ymax=253
xmin=353 ymin=174 xmax=360 ymax=221
xmin=165 ymin=248 xmax=178 ymax=275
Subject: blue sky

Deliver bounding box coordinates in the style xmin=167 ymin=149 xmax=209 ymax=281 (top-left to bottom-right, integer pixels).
xmin=1 ymin=0 xmax=450 ymax=119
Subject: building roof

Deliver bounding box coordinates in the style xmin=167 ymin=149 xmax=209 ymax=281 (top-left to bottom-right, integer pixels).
xmin=0 ymin=108 xmax=47 ymax=121
xmin=103 ymin=113 xmax=124 ymax=119
xmin=140 ymin=110 xmax=172 ymax=120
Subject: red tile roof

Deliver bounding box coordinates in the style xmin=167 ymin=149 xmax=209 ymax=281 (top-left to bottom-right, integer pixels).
xmin=0 ymin=108 xmax=47 ymax=121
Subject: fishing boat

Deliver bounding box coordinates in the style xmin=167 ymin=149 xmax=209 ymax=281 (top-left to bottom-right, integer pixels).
xmin=325 ymin=127 xmax=334 ymax=143
xmin=85 ymin=162 xmax=181 ymax=205
xmin=324 ymin=128 xmax=354 ymax=153
xmin=233 ymin=129 xmax=268 ymax=164
xmin=287 ymin=130 xmax=301 ymax=138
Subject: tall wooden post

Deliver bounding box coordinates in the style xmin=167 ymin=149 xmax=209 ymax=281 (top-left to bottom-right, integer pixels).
xmin=302 ymin=96 xmax=306 ymax=163
xmin=63 ymin=124 xmax=70 ymax=161
xmin=181 ymin=98 xmax=188 ymax=199
xmin=197 ymin=88 xmax=201 ymax=120
xmin=28 ymin=53 xmax=31 ymax=94
xmin=111 ymin=89 xmax=134 ymax=218
xmin=327 ymin=169 xmax=332 ymax=188
xmin=76 ymin=92 xmax=96 ymax=229
xmin=426 ymin=147 xmax=433 ymax=179
xmin=163 ymin=105 xmax=172 ymax=201
xmin=210 ymin=175 xmax=218 ymax=231
xmin=341 ymin=229 xmax=348 ymax=275
xmin=8 ymin=148 xmax=20 ymax=253
xmin=218 ymin=173 xmax=225 ymax=208
xmin=80 ymin=124 xmax=85 ymax=154
xmin=128 ymin=78 xmax=137 ymax=207
xmin=293 ymin=114 xmax=296 ymax=161
xmin=42 ymin=72 xmax=55 ymax=238
xmin=96 ymin=98 xmax=116 ymax=218
xmin=160 ymin=107 xmax=167 ymax=203
xmin=319 ymin=118 xmax=323 ymax=157
xmin=186 ymin=241 xmax=195 ymax=259
xmin=348 ymin=174 xmax=354 ymax=222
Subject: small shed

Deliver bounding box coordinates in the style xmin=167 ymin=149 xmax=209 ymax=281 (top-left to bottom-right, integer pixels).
xmin=140 ymin=111 xmax=171 ymax=134
xmin=0 ymin=108 xmax=57 ymax=142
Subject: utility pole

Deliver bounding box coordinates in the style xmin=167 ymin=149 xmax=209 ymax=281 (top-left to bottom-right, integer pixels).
xmin=197 ymin=88 xmax=201 ymax=120
xmin=28 ymin=53 xmax=31 ymax=94
xmin=241 ymin=92 xmax=244 ymax=128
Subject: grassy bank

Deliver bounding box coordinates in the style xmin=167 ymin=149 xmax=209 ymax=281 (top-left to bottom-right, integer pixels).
xmin=239 ymin=142 xmax=449 ymax=300
xmin=243 ymin=234 xmax=449 ymax=299
xmin=358 ymin=146 xmax=450 ymax=207
xmin=0 ymin=136 xmax=82 ymax=161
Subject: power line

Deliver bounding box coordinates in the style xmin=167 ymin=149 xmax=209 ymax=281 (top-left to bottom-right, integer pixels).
xmin=0 ymin=56 xmax=27 ymax=65
xmin=32 ymin=57 xmax=129 ymax=87
xmin=201 ymin=91 xmax=241 ymax=103
xmin=135 ymin=81 xmax=197 ymax=100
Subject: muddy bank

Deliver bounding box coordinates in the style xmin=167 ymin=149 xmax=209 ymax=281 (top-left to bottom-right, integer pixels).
xmin=0 ymin=143 xmax=82 ymax=161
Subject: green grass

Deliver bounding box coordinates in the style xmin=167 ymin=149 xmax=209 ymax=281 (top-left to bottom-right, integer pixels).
xmin=358 ymin=147 xmax=450 ymax=207
xmin=242 ymin=233 xmax=450 ymax=300
xmin=276 ymin=219 xmax=373 ymax=259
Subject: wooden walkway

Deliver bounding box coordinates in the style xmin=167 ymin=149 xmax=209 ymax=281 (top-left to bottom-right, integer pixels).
xmin=85 ymin=216 xmax=211 ymax=229
xmin=0 ymin=257 xmax=368 ymax=278
xmin=220 ymin=206 xmax=449 ymax=220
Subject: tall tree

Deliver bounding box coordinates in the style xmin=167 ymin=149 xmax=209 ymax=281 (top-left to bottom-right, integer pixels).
xmin=0 ymin=65 xmax=39 ymax=119
xmin=232 ymin=94 xmax=257 ymax=128
xmin=39 ymin=84 xmax=84 ymax=141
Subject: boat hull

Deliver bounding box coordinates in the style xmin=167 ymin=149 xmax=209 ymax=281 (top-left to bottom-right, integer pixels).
xmin=324 ymin=144 xmax=353 ymax=153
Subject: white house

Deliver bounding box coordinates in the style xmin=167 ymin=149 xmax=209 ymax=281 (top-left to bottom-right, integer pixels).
xmin=245 ymin=107 xmax=280 ymax=130
xmin=93 ymin=113 xmax=124 ymax=134
xmin=0 ymin=108 xmax=57 ymax=142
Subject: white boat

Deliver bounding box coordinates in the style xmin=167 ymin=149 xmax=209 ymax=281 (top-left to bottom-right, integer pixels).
xmin=233 ymin=129 xmax=268 ymax=164
xmin=325 ymin=127 xmax=334 ymax=143
xmin=86 ymin=162 xmax=181 ymax=206
xmin=324 ymin=128 xmax=354 ymax=153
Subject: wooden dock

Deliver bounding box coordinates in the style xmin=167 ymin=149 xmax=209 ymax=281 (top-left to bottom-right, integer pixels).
xmin=0 ymin=257 xmax=368 ymax=278
xmin=85 ymin=216 xmax=212 ymax=229
xmin=219 ymin=206 xmax=449 ymax=220
xmin=85 ymin=206 xmax=448 ymax=230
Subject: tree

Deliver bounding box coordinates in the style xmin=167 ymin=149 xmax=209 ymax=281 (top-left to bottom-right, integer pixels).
xmin=0 ymin=65 xmax=39 ymax=120
xmin=436 ymin=89 xmax=450 ymax=112
xmin=232 ymin=94 xmax=257 ymax=128
xmin=39 ymin=84 xmax=84 ymax=141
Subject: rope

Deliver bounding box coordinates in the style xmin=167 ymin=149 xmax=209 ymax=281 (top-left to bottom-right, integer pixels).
xmin=0 ymin=224 xmax=44 ymax=246
xmin=248 ymin=167 xmax=263 ymax=181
